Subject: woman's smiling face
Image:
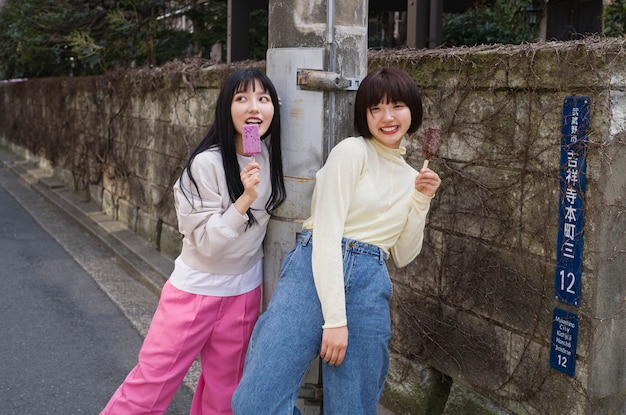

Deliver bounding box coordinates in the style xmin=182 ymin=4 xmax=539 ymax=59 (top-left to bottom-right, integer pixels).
xmin=366 ymin=97 xmax=412 ymax=149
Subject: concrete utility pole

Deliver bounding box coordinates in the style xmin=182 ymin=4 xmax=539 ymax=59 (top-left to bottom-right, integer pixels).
xmin=264 ymin=1 xmax=368 ymax=305
xmin=263 ymin=2 xmax=368 ymax=411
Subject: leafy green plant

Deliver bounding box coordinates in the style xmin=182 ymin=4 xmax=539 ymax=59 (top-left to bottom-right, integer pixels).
xmin=602 ymin=0 xmax=626 ymax=37
xmin=249 ymin=9 xmax=269 ymax=61
xmin=443 ymin=0 xmax=535 ymax=47
xmin=0 ymin=0 xmax=79 ymax=78
xmin=0 ymin=0 xmax=228 ymax=79
xmin=67 ymin=30 xmax=104 ymax=70
xmin=183 ymin=0 xmax=227 ymax=59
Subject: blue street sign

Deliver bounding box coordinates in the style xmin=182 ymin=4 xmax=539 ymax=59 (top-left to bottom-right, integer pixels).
xmin=554 ymin=96 xmax=590 ymax=307
xmin=550 ymin=307 xmax=579 ymax=376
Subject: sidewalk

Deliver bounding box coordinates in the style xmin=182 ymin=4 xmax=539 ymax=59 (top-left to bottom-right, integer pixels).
xmin=1 ymin=151 xmax=174 ymax=297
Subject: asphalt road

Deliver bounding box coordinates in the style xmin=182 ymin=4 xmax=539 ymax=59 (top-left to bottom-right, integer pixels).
xmin=0 ymin=167 xmax=193 ymax=414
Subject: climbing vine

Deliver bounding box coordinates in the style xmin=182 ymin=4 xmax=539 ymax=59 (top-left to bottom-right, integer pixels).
xmin=369 ymin=37 xmax=625 ymax=414
xmin=1 ymin=38 xmax=625 ymax=414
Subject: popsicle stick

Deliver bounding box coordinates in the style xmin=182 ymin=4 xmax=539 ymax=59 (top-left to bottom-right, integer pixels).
xmin=422 ymin=159 xmax=429 ymax=169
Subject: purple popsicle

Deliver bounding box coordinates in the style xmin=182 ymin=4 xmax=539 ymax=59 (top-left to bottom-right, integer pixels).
xmin=242 ymin=124 xmax=261 ymax=157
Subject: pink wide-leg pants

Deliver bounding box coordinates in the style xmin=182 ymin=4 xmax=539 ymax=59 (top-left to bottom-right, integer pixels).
xmin=100 ymin=280 xmax=261 ymax=415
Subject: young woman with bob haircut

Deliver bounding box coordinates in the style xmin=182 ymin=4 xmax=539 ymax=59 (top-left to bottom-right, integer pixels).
xmin=232 ymin=67 xmax=441 ymax=414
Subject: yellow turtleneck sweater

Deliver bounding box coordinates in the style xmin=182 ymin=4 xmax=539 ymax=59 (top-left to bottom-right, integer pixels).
xmin=302 ymin=136 xmax=433 ymax=329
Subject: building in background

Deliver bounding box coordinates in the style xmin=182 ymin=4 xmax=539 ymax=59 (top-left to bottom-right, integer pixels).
xmin=544 ymin=0 xmax=604 ymax=40
xmin=223 ymin=0 xmax=605 ymax=62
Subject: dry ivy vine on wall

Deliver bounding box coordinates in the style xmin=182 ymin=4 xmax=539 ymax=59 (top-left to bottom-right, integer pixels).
xmin=368 ymin=37 xmax=626 ymax=413
xmin=3 ymin=38 xmax=626 ymax=414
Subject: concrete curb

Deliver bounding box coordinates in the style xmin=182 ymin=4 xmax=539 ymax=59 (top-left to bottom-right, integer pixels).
xmin=6 ymin=158 xmax=174 ymax=297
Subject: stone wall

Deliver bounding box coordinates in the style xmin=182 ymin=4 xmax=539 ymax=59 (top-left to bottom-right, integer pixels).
xmin=371 ymin=39 xmax=626 ymax=415
xmin=0 ymin=63 xmax=248 ymax=256
xmin=1 ymin=39 xmax=625 ymax=414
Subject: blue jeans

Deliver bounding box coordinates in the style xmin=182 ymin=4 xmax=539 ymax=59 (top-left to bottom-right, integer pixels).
xmin=232 ymin=230 xmax=392 ymax=415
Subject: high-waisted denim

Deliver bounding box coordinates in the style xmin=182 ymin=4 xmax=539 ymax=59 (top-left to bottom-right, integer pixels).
xmin=232 ymin=230 xmax=392 ymax=415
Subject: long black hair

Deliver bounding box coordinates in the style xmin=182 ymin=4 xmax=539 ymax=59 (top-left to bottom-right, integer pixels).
xmin=179 ymin=68 xmax=286 ymax=226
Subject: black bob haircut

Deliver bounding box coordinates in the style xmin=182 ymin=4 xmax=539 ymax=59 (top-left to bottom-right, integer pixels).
xmin=353 ymin=67 xmax=423 ymax=139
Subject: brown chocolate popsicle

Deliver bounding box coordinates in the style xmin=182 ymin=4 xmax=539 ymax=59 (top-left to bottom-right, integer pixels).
xmin=422 ymin=127 xmax=442 ymax=169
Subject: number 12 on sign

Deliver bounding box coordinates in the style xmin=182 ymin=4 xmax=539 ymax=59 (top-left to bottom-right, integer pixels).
xmin=554 ymin=96 xmax=589 ymax=307
xmin=550 ymin=307 xmax=579 ymax=376
xmin=558 ymin=270 xmax=576 ymax=297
